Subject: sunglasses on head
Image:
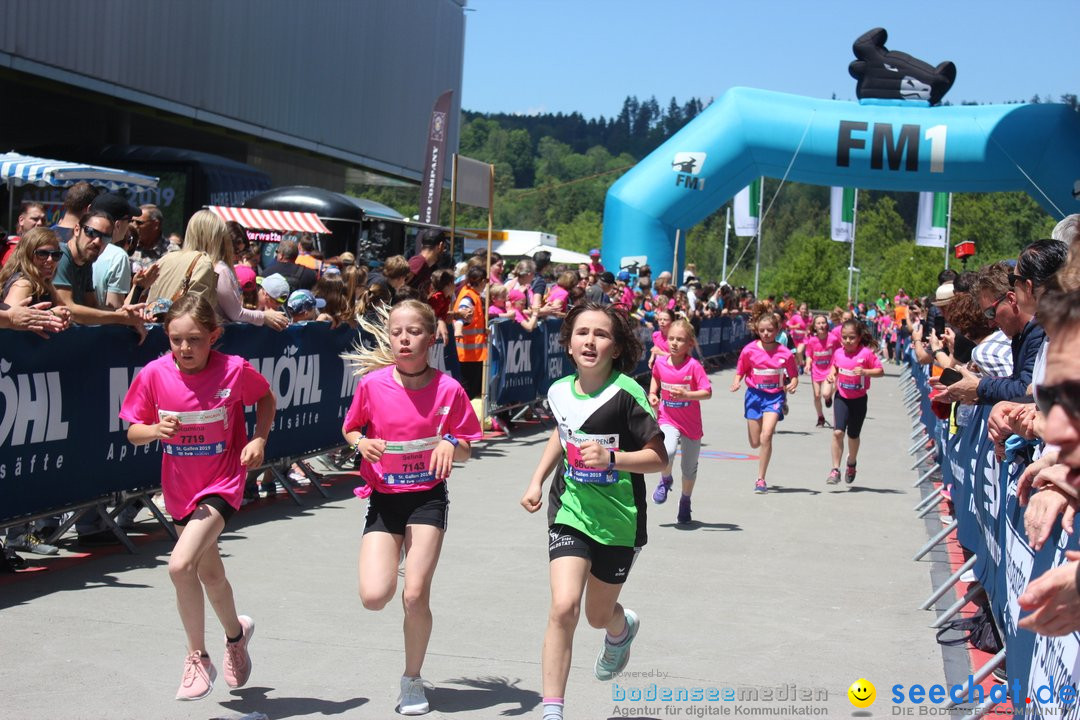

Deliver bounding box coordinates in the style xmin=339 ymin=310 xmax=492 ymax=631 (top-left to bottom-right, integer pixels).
xmin=1035 ymin=381 xmax=1080 ymax=421
xmin=1007 ymin=272 xmax=1035 ymax=288
xmin=81 ymin=225 xmax=111 ymax=241
xmin=33 ymin=249 xmax=63 ymax=261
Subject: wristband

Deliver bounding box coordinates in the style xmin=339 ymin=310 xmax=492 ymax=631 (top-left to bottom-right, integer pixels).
xmin=607 ymin=450 xmax=616 ymax=472
xmin=442 ymin=433 xmax=460 ymax=447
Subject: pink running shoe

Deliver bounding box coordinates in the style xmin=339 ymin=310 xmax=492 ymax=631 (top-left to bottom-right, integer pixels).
xmin=223 ymin=615 xmax=255 ymax=688
xmin=176 ymin=651 xmax=216 ymax=701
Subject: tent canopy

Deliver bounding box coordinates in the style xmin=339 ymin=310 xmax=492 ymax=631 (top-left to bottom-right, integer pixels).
xmin=207 ymin=206 xmax=332 ymax=234
xmin=520 ymin=244 xmax=590 ymax=264
xmin=0 ymin=151 xmax=158 ymax=191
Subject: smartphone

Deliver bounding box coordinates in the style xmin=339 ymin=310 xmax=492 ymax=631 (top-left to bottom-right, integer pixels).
xmin=952 ymin=333 xmax=976 ymax=364
xmin=934 ymin=315 xmax=946 ymax=338
xmin=939 ymin=368 xmax=963 ymax=386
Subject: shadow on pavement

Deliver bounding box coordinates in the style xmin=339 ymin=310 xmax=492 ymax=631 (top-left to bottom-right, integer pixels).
xmin=428 ymin=675 xmax=541 ymax=716
xmin=217 ymin=686 xmax=368 ymax=719
xmin=664 ymin=521 xmax=742 ymax=532
xmin=766 ymin=485 xmax=821 ymax=495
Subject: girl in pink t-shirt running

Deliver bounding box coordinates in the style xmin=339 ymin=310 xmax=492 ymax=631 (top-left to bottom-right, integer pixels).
xmin=803 ymin=314 xmax=840 ymax=428
xmin=341 ymin=299 xmax=482 ymax=715
xmin=120 ymin=294 xmax=276 ymax=702
xmin=648 ymin=319 xmax=713 ymax=523
xmin=730 ymin=313 xmax=798 ymax=494
xmin=825 ymin=320 xmax=884 ymax=485
xmin=648 ymin=308 xmax=674 ymax=369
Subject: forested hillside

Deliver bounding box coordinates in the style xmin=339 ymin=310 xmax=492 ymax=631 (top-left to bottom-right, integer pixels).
xmin=348 ymin=95 xmax=1069 ymax=306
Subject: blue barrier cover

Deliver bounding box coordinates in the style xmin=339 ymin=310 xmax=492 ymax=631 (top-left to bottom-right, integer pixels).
xmin=0 ymin=322 xmax=361 ymax=522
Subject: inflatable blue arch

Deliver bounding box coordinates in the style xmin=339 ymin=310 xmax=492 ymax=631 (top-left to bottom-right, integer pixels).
xmin=601 ymin=87 xmax=1080 ymax=273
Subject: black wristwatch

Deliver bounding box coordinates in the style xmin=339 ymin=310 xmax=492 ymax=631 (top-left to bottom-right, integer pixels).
xmin=607 ymin=450 xmax=616 ymax=472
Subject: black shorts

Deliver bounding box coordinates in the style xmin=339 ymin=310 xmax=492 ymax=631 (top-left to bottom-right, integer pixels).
xmin=833 ymin=394 xmax=868 ymax=438
xmin=173 ymin=494 xmax=236 ymax=527
xmin=364 ymin=483 xmax=449 ymax=536
xmin=548 ymin=523 xmax=640 ymax=585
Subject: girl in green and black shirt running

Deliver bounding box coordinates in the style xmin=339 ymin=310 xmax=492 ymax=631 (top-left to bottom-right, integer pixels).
xmin=521 ymin=302 xmax=667 ymax=720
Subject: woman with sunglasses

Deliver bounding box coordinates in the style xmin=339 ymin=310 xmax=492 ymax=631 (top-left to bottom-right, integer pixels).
xmin=0 ymin=227 xmax=69 ymax=318
xmin=982 ymin=242 xmax=1069 ymax=457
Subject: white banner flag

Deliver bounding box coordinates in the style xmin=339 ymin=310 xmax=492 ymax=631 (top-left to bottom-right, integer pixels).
xmin=831 ymin=187 xmax=855 ymax=243
xmin=916 ymin=191 xmax=949 ymax=248
xmin=733 ymin=178 xmax=761 ymax=237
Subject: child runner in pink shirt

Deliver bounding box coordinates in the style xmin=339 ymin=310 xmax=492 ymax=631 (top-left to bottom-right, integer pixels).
xmin=648 ymin=318 xmax=713 ymax=523
xmin=730 ymin=312 xmax=798 ymax=494
xmin=342 ymin=299 xmax=482 ymax=715
xmin=120 ymin=294 xmax=276 ymax=702
xmin=648 ymin=308 xmax=674 ymax=369
xmin=825 ymin=319 xmax=884 ymax=485
xmin=803 ymin=314 xmax=840 ymax=428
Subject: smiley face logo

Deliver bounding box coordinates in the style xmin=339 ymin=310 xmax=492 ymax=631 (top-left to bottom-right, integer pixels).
xmin=848 ymin=678 xmax=876 ymax=708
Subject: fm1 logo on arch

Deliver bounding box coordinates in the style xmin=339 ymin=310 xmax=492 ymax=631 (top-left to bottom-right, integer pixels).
xmin=836 ymin=121 xmax=947 ymax=173
xmin=672 ymin=152 xmax=707 ymax=191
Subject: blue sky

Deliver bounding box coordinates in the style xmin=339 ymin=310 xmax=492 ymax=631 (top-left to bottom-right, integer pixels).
xmin=462 ymin=0 xmax=1079 ymax=118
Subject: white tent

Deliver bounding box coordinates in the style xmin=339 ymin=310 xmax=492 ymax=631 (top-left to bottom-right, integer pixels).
xmin=520 ymin=243 xmax=591 ymax=264
xmin=0 ymin=151 xmax=158 ymax=191
xmin=1 ymin=151 xmax=158 ymax=226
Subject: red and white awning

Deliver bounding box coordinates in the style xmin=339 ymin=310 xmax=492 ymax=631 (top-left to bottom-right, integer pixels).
xmin=207 ymin=206 xmax=332 ymax=235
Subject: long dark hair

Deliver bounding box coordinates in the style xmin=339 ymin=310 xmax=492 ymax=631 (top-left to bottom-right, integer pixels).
xmin=841 ymin=319 xmax=878 ymax=350
xmin=559 ymin=302 xmax=643 ymax=374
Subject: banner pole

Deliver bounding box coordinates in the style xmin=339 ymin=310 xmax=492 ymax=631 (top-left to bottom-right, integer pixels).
xmin=722 ymin=206 xmax=730 ymax=281
xmin=449 ymin=154 xmax=459 ymax=260
xmin=480 ymin=162 xmax=495 ymax=433
xmin=672 ymin=228 xmax=680 ymax=282
xmin=753 ymin=177 xmax=763 ymax=296
xmin=847 ymin=189 xmax=859 ymax=305
xmin=944 ymin=192 xmax=953 ymax=270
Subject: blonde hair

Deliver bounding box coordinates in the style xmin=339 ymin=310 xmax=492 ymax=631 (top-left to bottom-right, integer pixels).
xmin=489 ymin=283 xmax=507 ymax=300
xmin=182 ymin=210 xmax=233 ymax=267
xmin=667 ymin=318 xmax=697 ymax=346
xmin=342 ymin=299 xmax=437 ymax=377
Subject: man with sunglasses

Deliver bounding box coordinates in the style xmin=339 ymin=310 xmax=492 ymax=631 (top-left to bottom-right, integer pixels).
xmin=88 ymin=193 xmax=141 ymax=309
xmin=933 ymin=262 xmax=1045 ymax=406
xmin=1017 ymin=288 xmax=1080 ymax=635
xmin=53 ymin=210 xmax=146 ymax=339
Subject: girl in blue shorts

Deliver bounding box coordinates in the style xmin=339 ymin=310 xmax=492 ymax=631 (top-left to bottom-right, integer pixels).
xmin=729 ymin=312 xmax=798 ymax=494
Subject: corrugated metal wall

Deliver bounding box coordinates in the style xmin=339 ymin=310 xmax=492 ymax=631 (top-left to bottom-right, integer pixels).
xmin=0 ymin=0 xmax=465 ymax=182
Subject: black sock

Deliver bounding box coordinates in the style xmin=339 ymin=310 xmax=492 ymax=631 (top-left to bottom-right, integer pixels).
xmin=226 ymin=631 xmax=243 ymax=644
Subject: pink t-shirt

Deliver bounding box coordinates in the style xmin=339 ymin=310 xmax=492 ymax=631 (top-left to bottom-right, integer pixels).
xmin=736 ymin=341 xmax=797 ymax=394
xmin=546 ymin=284 xmax=569 ymax=310
xmin=119 ymin=351 xmax=270 ymax=520
xmin=343 ymin=366 xmax=482 ymax=494
xmin=831 ymin=345 xmax=883 ymax=399
xmin=804 ymin=333 xmax=841 ymax=383
xmin=652 ymin=355 xmax=711 ymax=439
xmin=786 ymin=313 xmax=807 ymax=343
xmin=651 ymin=330 xmax=670 ymax=354
xmin=828 ymin=325 xmax=843 ymax=344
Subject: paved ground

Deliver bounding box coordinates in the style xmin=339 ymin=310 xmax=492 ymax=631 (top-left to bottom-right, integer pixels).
xmin=0 ymin=361 xmax=962 ymax=720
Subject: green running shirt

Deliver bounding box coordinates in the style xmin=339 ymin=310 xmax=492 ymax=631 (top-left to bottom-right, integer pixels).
xmin=546 ymin=372 xmax=662 ymax=548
